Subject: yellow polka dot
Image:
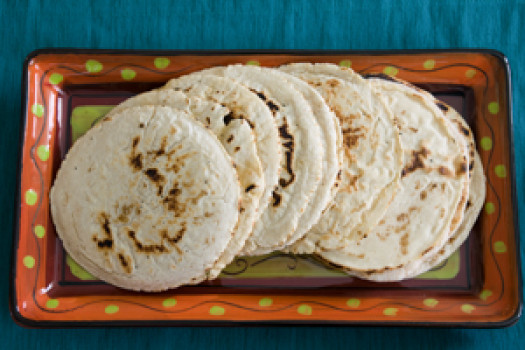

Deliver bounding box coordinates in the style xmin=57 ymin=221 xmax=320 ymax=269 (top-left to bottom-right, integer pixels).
xmin=209 ymin=306 xmax=225 ymax=315
xmin=37 ymin=145 xmax=49 ymax=161
xmin=23 ymin=255 xmax=35 ymax=268
xmin=383 ymin=66 xmax=398 ymax=76
xmin=339 ymin=60 xmax=352 ymax=68
xmin=121 ymin=69 xmax=136 ymax=80
xmin=162 ymin=298 xmax=177 ymax=308
xmin=383 ymin=307 xmax=398 ymax=316
xmin=49 ymin=73 xmax=63 ymax=85
xmin=297 ymin=304 xmax=312 ymax=315
xmin=46 ymin=299 xmax=59 ymax=309
xmin=105 ymin=305 xmax=119 ymax=314
xmin=488 ymin=102 xmax=499 ymax=114
xmin=346 ymin=298 xmax=360 ymax=308
xmin=25 ymin=189 xmax=37 ymax=206
xmin=479 ymin=289 xmax=493 ymax=301
xmin=85 ymin=59 xmax=103 ymax=73
xmin=461 ymin=304 xmax=475 ymax=314
xmin=423 ymin=59 xmax=435 ymax=69
xmin=465 ymin=69 xmax=476 ymax=78
xmin=495 ymin=164 xmax=507 ymax=178
xmin=34 ymin=225 xmax=45 ymax=238
xmin=423 ymin=298 xmax=439 ymax=307
xmin=480 ymin=137 xmax=492 ymax=151
xmin=258 ymin=298 xmax=273 ymax=307
xmin=246 ymin=60 xmax=260 ymax=66
xmin=485 ymin=202 xmax=495 ymax=215
xmin=494 ymin=241 xmax=507 ymax=253
xmin=32 ymin=103 xmax=44 ymax=118
xmin=154 ymin=57 xmax=170 ymax=69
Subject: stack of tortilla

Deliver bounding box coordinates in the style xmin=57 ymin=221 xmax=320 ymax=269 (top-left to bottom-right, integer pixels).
xmin=50 ymin=63 xmax=485 ymax=291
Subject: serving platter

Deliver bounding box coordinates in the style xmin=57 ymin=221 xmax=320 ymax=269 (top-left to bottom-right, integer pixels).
xmin=10 ymin=49 xmax=521 ymax=327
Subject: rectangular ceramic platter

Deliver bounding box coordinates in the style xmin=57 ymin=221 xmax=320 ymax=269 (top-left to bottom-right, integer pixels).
xmin=10 ymin=49 xmax=522 ymax=327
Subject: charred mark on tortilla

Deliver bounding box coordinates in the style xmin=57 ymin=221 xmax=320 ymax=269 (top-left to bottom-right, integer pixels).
xmin=278 ymin=121 xmax=295 ymax=187
xmin=93 ymin=212 xmax=113 ymax=250
xmin=435 ymin=101 xmax=449 ymax=112
xmin=266 ymin=100 xmax=279 ymax=115
xmin=130 ymin=137 xmax=143 ymax=170
xmin=118 ymin=253 xmax=132 ymax=273
xmin=272 ymin=190 xmax=282 ymax=207
xmin=128 ymin=230 xmax=168 ymax=253
xmin=222 ymin=111 xmax=255 ymax=129
xmin=245 ymin=184 xmax=256 ymax=193
xmin=401 ymin=147 xmax=430 ymax=177
xmin=223 ymin=112 xmax=234 ymax=125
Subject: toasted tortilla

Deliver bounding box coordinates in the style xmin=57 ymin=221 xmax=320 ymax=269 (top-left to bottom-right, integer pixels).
xmin=50 ymin=106 xmax=240 ymax=291
xmin=197 ymin=65 xmax=324 ymax=255
xmin=319 ymin=77 xmax=470 ymax=281
xmin=106 ymin=89 xmax=265 ymax=277
xmin=280 ymin=63 xmax=403 ymax=255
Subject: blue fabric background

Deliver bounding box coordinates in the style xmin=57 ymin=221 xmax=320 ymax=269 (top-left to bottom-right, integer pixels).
xmin=1 ymin=0 xmax=523 ymax=348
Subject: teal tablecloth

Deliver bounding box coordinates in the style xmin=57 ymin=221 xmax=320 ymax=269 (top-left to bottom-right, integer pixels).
xmin=1 ymin=0 xmax=523 ymax=348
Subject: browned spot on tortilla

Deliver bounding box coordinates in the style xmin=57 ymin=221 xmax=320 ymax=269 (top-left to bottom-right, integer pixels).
xmin=117 ymin=203 xmax=139 ymax=223
xmin=206 ymin=117 xmax=211 ymax=125
xmin=440 ymin=207 xmax=446 ymax=218
xmin=397 ymin=213 xmax=408 ymax=222
xmin=190 ymin=190 xmax=207 ymax=205
xmin=234 ymin=146 xmax=240 ymax=152
xmin=163 ymin=183 xmax=184 ymax=214
xmin=326 ymin=79 xmax=340 ymax=88
xmin=162 ymin=226 xmax=186 ymax=245
xmin=272 ymin=190 xmax=282 ymax=207
xmin=341 ymin=127 xmax=364 ymax=150
xmin=278 ymin=120 xmax=295 ymax=188
xmin=227 ymin=135 xmax=234 ymax=143
xmin=245 ymin=184 xmax=256 ymax=193
xmin=147 ymin=136 xmax=168 ymax=158
xmin=400 ymin=233 xmax=409 ymax=255
xmin=139 ymin=122 xmax=145 ymax=128
xmin=361 ymin=263 xmax=405 ymax=275
xmin=118 ymin=253 xmax=132 ymax=273
xmin=466 ymin=200 xmax=472 ymax=209
xmin=379 ymin=219 xmax=385 ymax=225
xmin=132 ymin=136 xmax=140 ymax=148
xmin=401 ymin=147 xmax=430 ymax=177
xmin=456 ymin=160 xmax=468 ymax=175
xmin=409 ymin=127 xmax=418 ymax=133
xmin=421 ymin=246 xmax=434 ymax=256
xmin=438 ymin=166 xmax=453 ymax=176
xmin=420 ymin=190 xmax=428 ymax=200
xmin=93 ymin=212 xmax=113 ymax=250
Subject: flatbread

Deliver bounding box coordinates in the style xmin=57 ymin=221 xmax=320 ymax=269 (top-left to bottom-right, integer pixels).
xmin=106 ymin=89 xmax=264 ymax=277
xmin=50 ymin=106 xmax=240 ymax=291
xmin=319 ymin=77 xmax=470 ymax=281
xmin=280 ymin=63 xmax=403 ymax=255
xmin=163 ymin=74 xmax=281 ymax=229
xmin=277 ymin=72 xmax=342 ymax=248
xmin=355 ymin=75 xmax=484 ymax=280
xmin=194 ymin=65 xmax=324 ymax=255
